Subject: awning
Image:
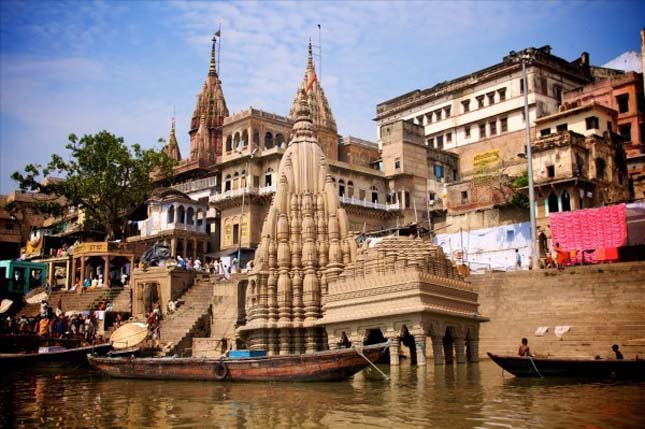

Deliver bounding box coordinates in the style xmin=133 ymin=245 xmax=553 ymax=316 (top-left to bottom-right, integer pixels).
xmin=205 ymin=247 xmax=255 ymax=259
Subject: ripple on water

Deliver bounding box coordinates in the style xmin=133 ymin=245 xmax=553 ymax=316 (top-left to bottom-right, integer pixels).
xmin=1 ymin=362 xmax=644 ymax=428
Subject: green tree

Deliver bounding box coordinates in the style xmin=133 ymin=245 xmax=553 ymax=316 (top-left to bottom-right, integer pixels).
xmin=11 ymin=131 xmax=175 ymax=240
xmin=511 ymin=171 xmax=530 ymax=209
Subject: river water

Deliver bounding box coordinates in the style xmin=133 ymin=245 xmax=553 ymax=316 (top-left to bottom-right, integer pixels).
xmin=1 ymin=360 xmax=643 ymax=429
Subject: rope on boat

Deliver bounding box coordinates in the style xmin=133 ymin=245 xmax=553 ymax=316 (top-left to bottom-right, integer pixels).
xmin=353 ymin=345 xmax=390 ymax=381
xmin=528 ymin=356 xmax=543 ymax=378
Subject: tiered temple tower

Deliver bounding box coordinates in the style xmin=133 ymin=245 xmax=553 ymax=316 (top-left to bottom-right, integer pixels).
xmin=163 ymin=117 xmax=182 ymax=162
xmin=188 ymin=35 xmax=229 ymax=162
xmin=288 ymin=40 xmax=339 ymax=161
xmin=238 ymin=88 xmax=357 ymax=355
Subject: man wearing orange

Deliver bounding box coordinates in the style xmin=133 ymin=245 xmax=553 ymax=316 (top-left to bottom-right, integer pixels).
xmin=554 ymin=242 xmax=567 ymax=271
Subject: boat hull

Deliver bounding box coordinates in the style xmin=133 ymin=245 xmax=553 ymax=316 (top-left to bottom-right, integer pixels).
xmin=487 ymin=352 xmax=645 ymax=379
xmin=0 ymin=343 xmax=112 ymax=370
xmin=88 ymin=342 xmax=388 ymax=382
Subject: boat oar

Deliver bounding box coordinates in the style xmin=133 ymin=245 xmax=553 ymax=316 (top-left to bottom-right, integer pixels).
xmin=353 ymin=344 xmax=390 ymax=381
xmin=528 ymin=356 xmax=543 ymax=378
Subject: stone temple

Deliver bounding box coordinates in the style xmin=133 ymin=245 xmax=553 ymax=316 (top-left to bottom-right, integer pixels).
xmin=236 ymin=84 xmax=485 ymax=364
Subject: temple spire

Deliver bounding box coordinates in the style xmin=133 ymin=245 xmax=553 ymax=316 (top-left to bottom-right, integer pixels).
xmin=307 ymin=38 xmax=314 ymax=72
xmin=209 ymin=34 xmax=217 ymax=76
xmin=292 ymin=89 xmax=316 ymax=143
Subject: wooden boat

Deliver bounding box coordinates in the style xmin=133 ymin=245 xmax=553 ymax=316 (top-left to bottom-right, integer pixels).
xmin=487 ymin=352 xmax=645 ymax=379
xmin=0 ymin=343 xmax=112 ymax=370
xmin=88 ymin=342 xmax=389 ymax=382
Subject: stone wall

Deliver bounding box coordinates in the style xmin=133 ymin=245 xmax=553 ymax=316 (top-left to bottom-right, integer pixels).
xmin=471 ymin=262 xmax=645 ymax=359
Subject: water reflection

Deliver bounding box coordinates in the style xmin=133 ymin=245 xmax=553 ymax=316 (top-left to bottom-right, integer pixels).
xmin=1 ymin=361 xmax=643 ymax=428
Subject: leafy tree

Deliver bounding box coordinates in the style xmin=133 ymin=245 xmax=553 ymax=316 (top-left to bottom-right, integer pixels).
xmin=10 ymin=131 xmax=175 ymax=240
xmin=511 ymin=171 xmax=530 ymax=209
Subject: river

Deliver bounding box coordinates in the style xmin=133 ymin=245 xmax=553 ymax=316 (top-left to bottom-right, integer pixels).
xmin=1 ymin=360 xmax=643 ymax=428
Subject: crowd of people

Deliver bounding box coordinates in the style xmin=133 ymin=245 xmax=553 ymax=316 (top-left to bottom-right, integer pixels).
xmin=174 ymin=255 xmax=251 ymax=279
xmin=0 ymin=299 xmax=107 ymax=345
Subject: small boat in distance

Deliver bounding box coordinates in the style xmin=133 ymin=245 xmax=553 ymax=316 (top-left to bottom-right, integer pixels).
xmin=487 ymin=352 xmax=645 ymax=379
xmin=88 ymin=342 xmax=389 ymax=382
xmin=0 ymin=343 xmax=112 ymax=370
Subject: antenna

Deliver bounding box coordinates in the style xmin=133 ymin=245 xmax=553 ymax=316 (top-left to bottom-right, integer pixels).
xmin=318 ymin=24 xmax=322 ymax=83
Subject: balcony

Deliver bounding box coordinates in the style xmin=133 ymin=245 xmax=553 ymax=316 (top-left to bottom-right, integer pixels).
xmin=338 ymin=195 xmax=400 ymax=211
xmin=171 ymin=176 xmax=218 ymax=194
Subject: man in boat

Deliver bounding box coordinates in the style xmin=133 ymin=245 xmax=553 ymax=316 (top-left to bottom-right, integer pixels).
xmin=612 ymin=344 xmax=624 ymax=360
xmin=518 ymin=338 xmax=533 ymax=357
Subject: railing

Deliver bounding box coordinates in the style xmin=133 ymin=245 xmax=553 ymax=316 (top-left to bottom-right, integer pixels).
xmin=171 ymin=176 xmax=218 ymax=194
xmin=338 ymin=196 xmax=400 ymax=211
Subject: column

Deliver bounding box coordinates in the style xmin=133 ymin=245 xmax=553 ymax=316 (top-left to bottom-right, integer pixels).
xmin=327 ymin=334 xmax=339 ymax=351
xmin=80 ymin=256 xmax=86 ymax=283
xmin=192 ymin=239 xmax=197 ymax=260
xmin=431 ymin=335 xmax=444 ymax=365
xmin=279 ymin=328 xmax=290 ymax=356
xmin=171 ymin=238 xmax=177 ymax=258
xmin=183 ymin=239 xmax=188 ymax=258
xmin=71 ymin=257 xmax=77 ymax=287
xmin=466 ymin=338 xmax=479 ymax=363
xmin=65 ymin=259 xmax=71 ymax=290
xmin=414 ymin=332 xmax=427 ymax=366
xmin=104 ymin=256 xmax=110 ymax=288
xmin=454 ymin=336 xmax=466 ymax=364
xmin=386 ymin=332 xmax=401 ymax=366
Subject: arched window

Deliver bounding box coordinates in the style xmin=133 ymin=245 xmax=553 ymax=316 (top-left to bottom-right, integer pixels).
xmin=347 ymin=181 xmax=354 ymax=198
xmin=265 ymin=132 xmax=274 ymax=149
xmin=595 ymin=158 xmax=606 ymax=180
xmin=187 ymin=207 xmax=195 ymax=225
xmin=275 ymin=133 xmax=285 ymax=148
xmin=167 ymin=205 xmax=175 ymax=223
xmin=242 ymin=130 xmax=249 ymax=147
xmin=178 ymin=206 xmax=186 ymax=224
xmin=265 ymin=167 xmax=273 ymax=187
xmin=253 ymin=129 xmax=260 ymax=146
xmin=241 ymin=170 xmax=247 ymax=188
xmin=338 ymin=179 xmax=346 ymax=197
xmin=196 ymin=209 xmax=203 ymax=226
xmin=233 ymin=172 xmax=239 ymax=190
xmin=226 ymin=135 xmax=232 ymax=152
xmin=371 ymin=186 xmax=379 ymax=203
xmin=233 ymin=132 xmax=241 ymax=151
xmin=561 ymin=191 xmax=571 ymax=212
xmin=547 ymin=192 xmax=559 ymax=214
xmin=225 ymin=174 xmax=231 ymax=192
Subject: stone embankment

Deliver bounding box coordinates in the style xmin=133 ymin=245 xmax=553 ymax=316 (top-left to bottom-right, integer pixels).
xmin=470 ymin=261 xmax=645 ymax=359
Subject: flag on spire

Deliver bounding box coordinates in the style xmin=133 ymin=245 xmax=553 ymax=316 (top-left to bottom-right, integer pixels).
xmin=306 ymin=70 xmax=318 ymax=93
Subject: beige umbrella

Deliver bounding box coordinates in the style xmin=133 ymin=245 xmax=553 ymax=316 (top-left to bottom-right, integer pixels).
xmin=109 ymin=322 xmax=148 ymax=349
xmin=0 ymin=299 xmax=13 ymax=314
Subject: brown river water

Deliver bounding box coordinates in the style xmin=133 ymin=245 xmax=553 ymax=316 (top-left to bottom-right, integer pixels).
xmin=1 ymin=360 xmax=644 ymax=429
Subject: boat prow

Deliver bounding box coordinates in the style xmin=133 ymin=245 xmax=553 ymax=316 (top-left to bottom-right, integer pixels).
xmin=487 ymin=352 xmax=645 ymax=379
xmin=88 ymin=342 xmax=389 ymax=382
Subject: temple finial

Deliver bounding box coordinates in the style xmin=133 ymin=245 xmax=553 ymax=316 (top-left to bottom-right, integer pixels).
xmin=307 ymin=38 xmax=314 ymax=70
xmin=209 ymin=34 xmax=217 ymax=76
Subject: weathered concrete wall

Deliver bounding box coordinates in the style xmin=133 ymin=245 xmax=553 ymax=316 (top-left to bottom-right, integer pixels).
xmin=471 ymin=261 xmax=645 ymax=359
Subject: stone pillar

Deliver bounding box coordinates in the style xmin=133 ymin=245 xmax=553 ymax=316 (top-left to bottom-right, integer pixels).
xmin=104 ymin=256 xmax=110 ymax=288
xmin=192 ymin=239 xmax=197 ymax=260
xmin=65 ymin=259 xmax=71 ymax=290
xmin=279 ymin=328 xmax=290 ymax=356
xmin=454 ymin=336 xmax=466 ymax=364
xmin=414 ymin=333 xmax=427 ymax=366
xmin=293 ymin=329 xmax=304 ymax=354
xmin=327 ymin=334 xmax=338 ymax=351
xmin=171 ymin=238 xmax=177 ymax=258
xmin=387 ymin=335 xmax=401 ymax=366
xmin=71 ymin=257 xmax=77 ymax=286
xmin=80 ymin=256 xmax=86 ymax=283
xmin=443 ymin=337 xmax=454 ymax=364
xmin=431 ymin=335 xmax=444 ymax=365
xmin=267 ymin=329 xmax=278 ymax=356
xmin=466 ymin=339 xmax=479 ymax=363
xmin=304 ymin=328 xmax=316 ymax=353
xmin=183 ymin=239 xmax=188 ymax=257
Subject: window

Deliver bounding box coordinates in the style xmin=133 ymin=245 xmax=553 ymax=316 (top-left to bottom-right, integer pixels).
xmin=453 ymin=169 xmax=458 ymax=181
xmin=500 ymin=117 xmax=508 ymax=133
xmin=394 ymin=158 xmax=401 ymax=169
xmin=462 ymin=100 xmax=470 ymax=113
xmin=476 ymin=95 xmax=485 ymax=109
xmin=371 ymin=186 xmax=379 ymax=203
xmin=553 ymin=85 xmax=562 ymax=102
xmin=465 ymin=125 xmax=471 ymax=138
xmin=426 ymin=113 xmax=433 ymax=124
xmin=595 ymin=158 xmax=606 ymax=180
xmin=547 ymin=165 xmax=555 ymax=178
xmin=498 ymin=88 xmax=506 ymax=101
xmin=265 ymin=132 xmax=274 ymax=149
xmin=444 ymin=106 xmax=451 ymax=118
xmin=196 ymin=210 xmax=203 ymax=226
xmin=479 ymin=123 xmax=486 ymax=138
xmin=490 ymin=120 xmax=497 ymax=135
xmin=585 ymin=116 xmax=599 ymax=130
xmin=338 ymin=179 xmax=346 ymax=197
xmin=347 ymin=181 xmax=354 ymax=198
xmin=619 ymin=124 xmax=632 ymax=142
xmin=607 ymin=121 xmax=613 ymax=133
xmin=540 ymin=128 xmax=551 ymax=137
xmin=178 ymin=206 xmax=185 ymax=224
xmin=187 ymin=208 xmax=195 ymax=225
xmin=436 ymin=135 xmax=444 ymax=149
xmin=434 ymin=165 xmax=444 ymax=181
xmin=446 ymin=132 xmax=452 ymax=143
xmin=556 ymin=123 xmax=568 ymax=132
xmin=487 ymin=92 xmax=495 ymax=105
xmin=225 ymin=174 xmax=231 ymax=192
xmin=265 ymin=168 xmax=273 ymax=187
xmin=405 ymin=191 xmax=411 ymax=208
xmin=275 ymin=133 xmax=285 ymax=148
xmin=429 ymin=192 xmax=436 ymax=201
xmin=539 ymin=77 xmax=547 ymax=95
xmin=616 ymin=94 xmax=629 ymax=113
xmin=167 ymin=206 xmax=175 ymax=223
xmin=461 ymin=191 xmax=468 ymax=204
xmin=506 ymin=230 xmax=515 ymax=242
xmin=435 ymin=110 xmax=442 ymax=121
xmin=547 ymin=192 xmax=558 ymax=214
xmin=233 ymin=224 xmax=239 ymax=245
xmin=427 ymin=137 xmax=434 ymax=147
xmin=561 ymin=191 xmax=571 ymax=212
xmin=416 ymin=116 xmax=424 ymax=126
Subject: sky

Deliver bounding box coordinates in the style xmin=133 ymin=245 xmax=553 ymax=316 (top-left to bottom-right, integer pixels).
xmin=1 ymin=0 xmax=644 ymax=194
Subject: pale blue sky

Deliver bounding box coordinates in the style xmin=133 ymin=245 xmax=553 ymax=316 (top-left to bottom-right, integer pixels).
xmin=1 ymin=0 xmax=643 ymax=193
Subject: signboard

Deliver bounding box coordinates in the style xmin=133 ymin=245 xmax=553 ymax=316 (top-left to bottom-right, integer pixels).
xmin=473 ymin=149 xmax=501 ymax=169
xmin=241 ymin=215 xmax=249 ymax=242
xmin=74 ymin=242 xmax=109 ymax=255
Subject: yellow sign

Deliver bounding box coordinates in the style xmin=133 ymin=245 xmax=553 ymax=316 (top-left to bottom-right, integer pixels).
xmin=224 ymin=222 xmax=233 ymax=247
xmin=241 ymin=215 xmax=249 ymax=242
xmin=473 ymin=149 xmax=501 ymax=168
xmin=74 ymin=242 xmax=109 ymax=255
